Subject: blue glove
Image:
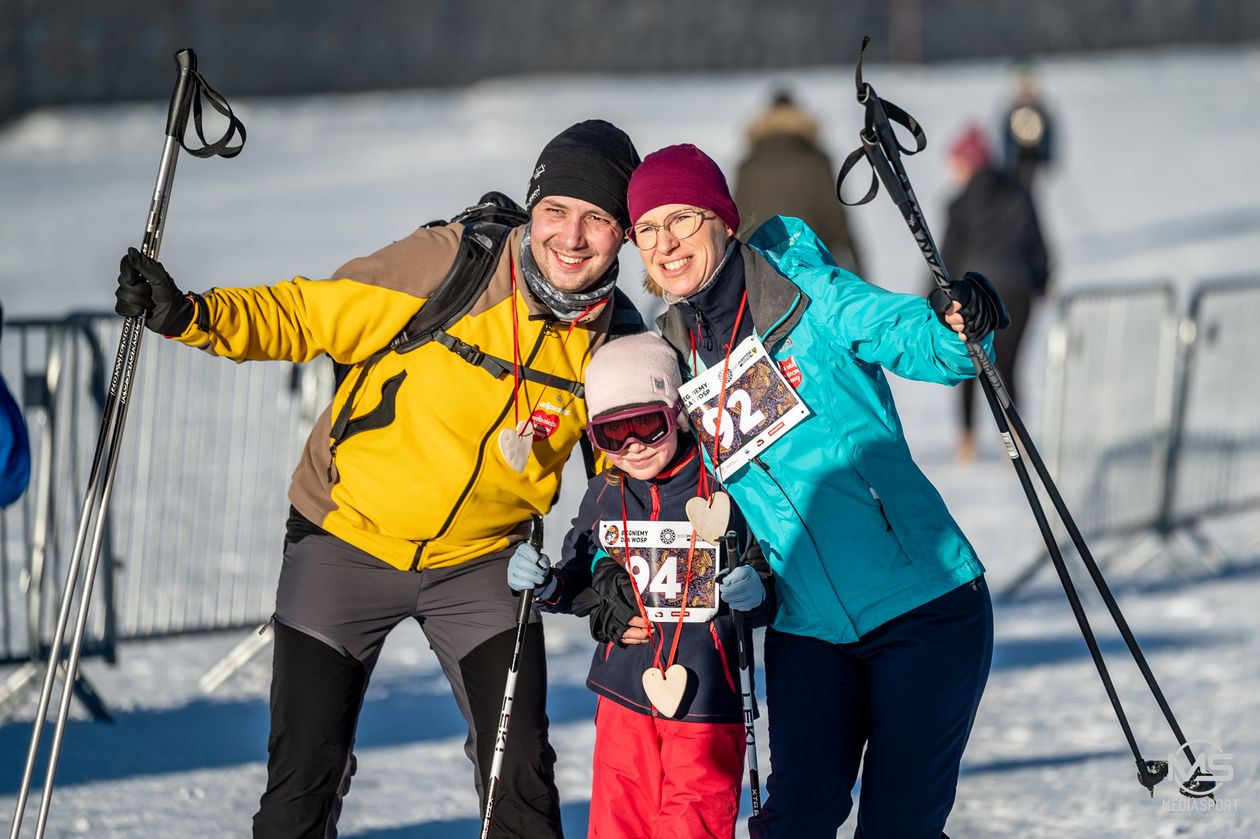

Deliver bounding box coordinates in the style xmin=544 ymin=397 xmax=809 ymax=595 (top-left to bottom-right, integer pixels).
xmin=717 ymin=564 xmax=765 ymax=611
xmin=507 ymin=543 xmax=552 ymax=592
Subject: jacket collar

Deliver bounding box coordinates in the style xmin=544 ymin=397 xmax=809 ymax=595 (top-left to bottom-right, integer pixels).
xmin=656 ymin=241 xmax=809 ymax=363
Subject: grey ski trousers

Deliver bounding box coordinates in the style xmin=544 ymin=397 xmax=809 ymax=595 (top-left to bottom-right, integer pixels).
xmin=252 ymin=522 xmax=562 ymax=838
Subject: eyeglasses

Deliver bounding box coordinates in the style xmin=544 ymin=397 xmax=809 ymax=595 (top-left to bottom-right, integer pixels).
xmin=586 ymin=402 xmax=680 ymax=455
xmin=627 ymin=209 xmax=714 ymax=250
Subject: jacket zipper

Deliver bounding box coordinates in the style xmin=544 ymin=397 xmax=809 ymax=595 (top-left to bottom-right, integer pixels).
xmin=869 ymin=486 xmax=893 ymax=532
xmin=426 ymin=326 xmax=550 ymax=566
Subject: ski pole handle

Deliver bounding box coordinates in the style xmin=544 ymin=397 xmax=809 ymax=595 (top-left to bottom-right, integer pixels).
xmin=165 ymin=49 xmax=198 ymax=140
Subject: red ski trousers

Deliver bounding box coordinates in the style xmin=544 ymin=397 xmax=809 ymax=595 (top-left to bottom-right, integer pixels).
xmin=588 ymin=697 xmax=745 ymax=839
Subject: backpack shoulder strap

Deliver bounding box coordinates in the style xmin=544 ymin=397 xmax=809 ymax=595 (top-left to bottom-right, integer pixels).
xmin=390 ymin=218 xmax=515 ymax=354
xmin=328 ymin=216 xmax=516 ymax=457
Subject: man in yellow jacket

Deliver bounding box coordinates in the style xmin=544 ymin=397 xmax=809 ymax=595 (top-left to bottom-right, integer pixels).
xmin=115 ymin=120 xmax=642 ymax=838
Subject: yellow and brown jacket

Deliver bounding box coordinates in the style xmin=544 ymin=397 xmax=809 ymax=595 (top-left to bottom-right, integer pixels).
xmin=172 ymin=224 xmax=637 ymax=570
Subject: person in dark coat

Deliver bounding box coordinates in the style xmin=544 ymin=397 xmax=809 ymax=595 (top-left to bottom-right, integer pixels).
xmin=733 ymin=91 xmax=865 ymax=277
xmin=942 ymin=123 xmax=1050 ymax=462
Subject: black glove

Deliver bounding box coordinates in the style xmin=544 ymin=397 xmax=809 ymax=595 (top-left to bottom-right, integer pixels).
xmin=587 ymin=556 xmax=642 ymax=646
xmin=928 ymin=271 xmax=1011 ymax=342
xmin=588 ymin=595 xmax=639 ymax=645
xmin=115 ymin=247 xmax=198 ymax=337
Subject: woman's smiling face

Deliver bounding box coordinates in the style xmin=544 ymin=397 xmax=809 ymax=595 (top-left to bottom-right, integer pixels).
xmin=632 ymin=203 xmax=733 ymax=298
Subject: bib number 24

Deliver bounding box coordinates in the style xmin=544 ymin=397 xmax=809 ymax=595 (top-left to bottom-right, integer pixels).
xmin=626 ymin=553 xmax=681 ymax=601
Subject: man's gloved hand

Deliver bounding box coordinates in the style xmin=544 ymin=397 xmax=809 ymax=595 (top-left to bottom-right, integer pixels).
xmin=506 ymin=542 xmax=553 ymax=592
xmin=115 ymin=247 xmax=197 ymax=337
xmin=928 ymin=271 xmax=1011 ymax=342
xmin=716 ymin=563 xmax=766 ymax=611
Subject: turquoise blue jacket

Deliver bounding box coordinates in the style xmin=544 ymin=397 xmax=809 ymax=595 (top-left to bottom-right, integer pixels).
xmin=657 ymin=216 xmax=990 ymax=644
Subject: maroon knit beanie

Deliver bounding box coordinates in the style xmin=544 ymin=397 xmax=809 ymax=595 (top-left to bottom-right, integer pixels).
xmin=627 ymin=144 xmax=740 ymax=233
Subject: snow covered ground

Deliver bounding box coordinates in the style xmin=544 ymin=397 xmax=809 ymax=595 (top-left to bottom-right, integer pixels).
xmin=2 ymin=44 xmax=1260 ymax=837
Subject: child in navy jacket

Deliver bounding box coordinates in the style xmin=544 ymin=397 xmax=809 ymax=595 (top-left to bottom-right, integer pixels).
xmin=508 ymin=332 xmax=775 ymax=838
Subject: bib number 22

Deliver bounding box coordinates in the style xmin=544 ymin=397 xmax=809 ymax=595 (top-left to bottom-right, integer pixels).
xmin=701 ymin=389 xmax=766 ymax=449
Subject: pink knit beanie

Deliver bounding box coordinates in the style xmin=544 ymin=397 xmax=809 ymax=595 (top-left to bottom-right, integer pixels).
xmin=584 ymin=332 xmax=683 ymax=420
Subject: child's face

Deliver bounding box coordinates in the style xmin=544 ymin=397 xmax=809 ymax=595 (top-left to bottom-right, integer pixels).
xmin=607 ymin=429 xmax=680 ymax=481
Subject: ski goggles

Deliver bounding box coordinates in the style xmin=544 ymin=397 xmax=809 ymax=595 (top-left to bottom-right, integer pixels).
xmin=585 ymin=402 xmax=681 ymax=455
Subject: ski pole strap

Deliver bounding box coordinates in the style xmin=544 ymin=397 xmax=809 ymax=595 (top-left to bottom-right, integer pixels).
xmin=181 ymin=69 xmax=246 ymax=158
xmin=166 ymin=49 xmax=246 ymax=159
xmin=836 ymin=35 xmax=926 ymax=208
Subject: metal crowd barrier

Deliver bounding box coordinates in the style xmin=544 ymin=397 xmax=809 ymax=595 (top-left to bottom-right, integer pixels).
xmin=1164 ymin=278 xmax=1260 ymax=529
xmin=1 ymin=312 xmax=331 ymax=714
xmin=1004 ymin=278 xmax=1260 ymax=597
xmin=1039 ymin=283 xmax=1179 ymax=539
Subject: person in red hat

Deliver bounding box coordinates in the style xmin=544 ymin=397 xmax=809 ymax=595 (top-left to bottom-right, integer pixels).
xmin=625 ymin=143 xmax=1005 ymax=838
xmin=941 ymin=122 xmax=1050 ymax=462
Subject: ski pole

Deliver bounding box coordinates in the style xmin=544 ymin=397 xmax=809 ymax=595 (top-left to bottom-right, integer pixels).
xmin=720 ymin=531 xmax=762 ymax=817
xmin=836 ymin=35 xmax=1211 ymax=797
xmin=9 ymin=48 xmax=244 ymax=839
xmin=480 ymin=515 xmax=544 ymax=839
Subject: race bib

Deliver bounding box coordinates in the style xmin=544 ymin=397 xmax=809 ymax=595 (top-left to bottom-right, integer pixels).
xmin=678 ymin=334 xmax=810 ymax=479
xmin=598 ymin=521 xmax=719 ymax=623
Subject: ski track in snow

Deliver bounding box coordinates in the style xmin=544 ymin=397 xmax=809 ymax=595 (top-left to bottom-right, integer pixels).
xmin=2 ymin=46 xmax=1259 ymax=837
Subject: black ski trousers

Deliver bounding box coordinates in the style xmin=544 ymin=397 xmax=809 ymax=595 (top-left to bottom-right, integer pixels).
xmin=252 ymin=526 xmax=562 ymax=838
xmin=748 ymin=577 xmax=993 ymax=839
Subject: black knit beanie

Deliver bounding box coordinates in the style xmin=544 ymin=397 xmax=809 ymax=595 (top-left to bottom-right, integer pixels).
xmin=525 ymin=120 xmax=641 ymax=230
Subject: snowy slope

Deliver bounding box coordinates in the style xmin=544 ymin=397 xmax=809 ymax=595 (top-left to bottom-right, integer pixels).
xmin=2 ymin=45 xmax=1259 ymax=837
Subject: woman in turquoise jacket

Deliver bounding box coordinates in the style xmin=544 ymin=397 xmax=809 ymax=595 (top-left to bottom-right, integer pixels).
xmin=626 ymin=144 xmax=1007 ymax=838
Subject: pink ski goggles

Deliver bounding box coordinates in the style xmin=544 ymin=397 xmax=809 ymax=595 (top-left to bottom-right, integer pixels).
xmin=585 ymin=402 xmax=681 ymax=455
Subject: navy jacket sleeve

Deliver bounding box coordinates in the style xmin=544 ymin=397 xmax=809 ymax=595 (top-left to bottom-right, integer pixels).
xmin=537 ymin=473 xmax=608 ymax=614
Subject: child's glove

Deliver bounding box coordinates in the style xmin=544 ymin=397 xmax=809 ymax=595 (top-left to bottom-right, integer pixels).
xmin=506 ymin=542 xmax=555 ymax=598
xmin=716 ymin=564 xmax=765 ymax=611
xmin=588 ymin=556 xmax=643 ymax=645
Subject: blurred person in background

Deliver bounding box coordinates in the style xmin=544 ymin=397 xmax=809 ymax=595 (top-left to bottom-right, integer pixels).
xmin=942 ymin=123 xmax=1050 ymax=463
xmin=1 ymin=303 xmax=32 ymax=508
xmin=114 ymin=121 xmax=642 ymax=839
xmin=734 ymin=90 xmax=865 ymax=278
xmin=1001 ymin=64 xmax=1056 ymax=191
